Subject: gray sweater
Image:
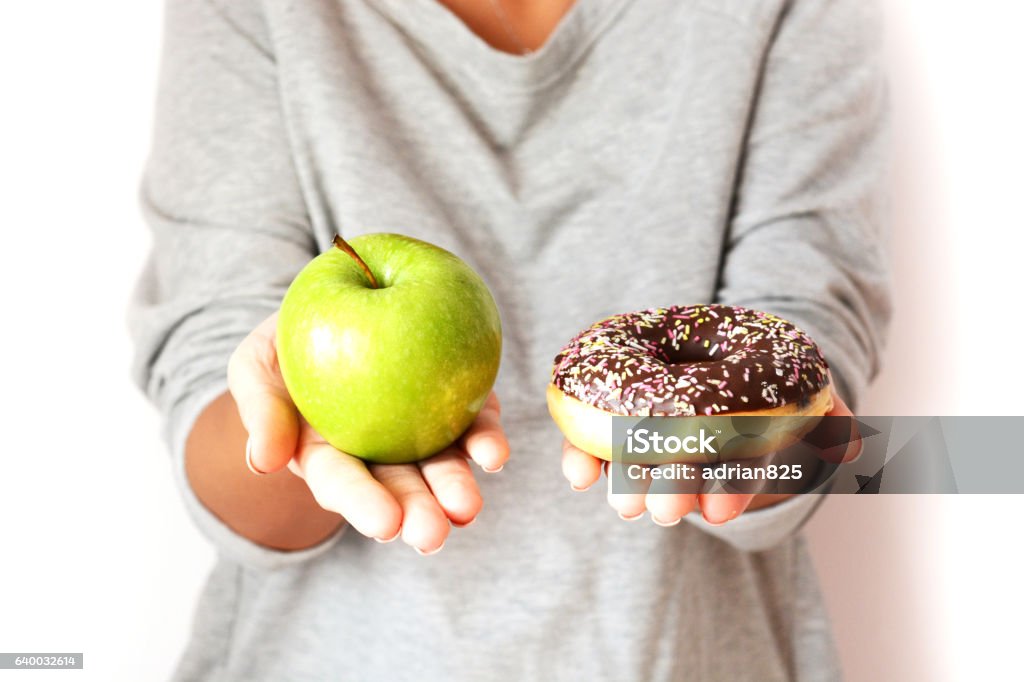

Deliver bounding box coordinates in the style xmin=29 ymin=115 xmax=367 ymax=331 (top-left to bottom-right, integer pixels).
xmin=129 ymin=0 xmax=890 ymax=679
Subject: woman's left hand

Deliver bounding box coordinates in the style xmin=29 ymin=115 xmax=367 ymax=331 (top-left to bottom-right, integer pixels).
xmin=560 ymin=382 xmax=862 ymax=527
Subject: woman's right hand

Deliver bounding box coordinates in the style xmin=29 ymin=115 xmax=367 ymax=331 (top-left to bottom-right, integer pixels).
xmin=227 ymin=313 xmax=509 ymax=554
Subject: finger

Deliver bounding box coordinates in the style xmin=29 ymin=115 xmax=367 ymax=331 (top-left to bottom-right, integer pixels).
xmin=818 ymin=389 xmax=864 ymax=464
xmin=646 ymin=493 xmax=699 ymax=527
xmin=371 ymin=463 xmax=451 ymax=554
xmin=295 ymin=441 xmax=403 ymax=541
xmin=697 ymin=449 xmax=775 ymax=524
xmin=460 ymin=392 xmax=509 ymax=473
xmin=645 ymin=465 xmax=701 ymax=526
xmin=419 ymin=449 xmax=484 ymax=527
xmin=561 ymin=440 xmax=603 ymax=492
xmin=831 ymin=391 xmax=864 ymax=463
xmin=607 ymin=464 xmax=650 ymax=520
xmin=227 ymin=314 xmax=299 ymax=474
xmin=826 ymin=374 xmax=863 ymax=463
xmin=698 ymin=492 xmax=755 ymax=525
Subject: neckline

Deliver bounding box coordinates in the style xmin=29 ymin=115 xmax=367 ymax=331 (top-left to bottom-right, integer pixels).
xmin=367 ymin=0 xmax=629 ymax=94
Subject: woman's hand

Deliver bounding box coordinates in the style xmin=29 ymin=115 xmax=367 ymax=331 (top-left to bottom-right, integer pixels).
xmin=228 ymin=313 xmax=509 ymax=554
xmin=560 ymin=381 xmax=861 ymax=527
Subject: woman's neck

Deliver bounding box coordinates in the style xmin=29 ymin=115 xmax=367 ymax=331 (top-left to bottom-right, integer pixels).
xmin=436 ymin=0 xmax=576 ymax=54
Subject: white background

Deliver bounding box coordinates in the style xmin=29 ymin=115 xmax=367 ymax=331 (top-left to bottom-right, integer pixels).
xmin=0 ymin=1 xmax=1021 ymax=680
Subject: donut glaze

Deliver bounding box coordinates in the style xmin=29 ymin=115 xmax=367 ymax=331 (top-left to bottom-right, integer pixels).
xmin=551 ymin=305 xmax=830 ymax=417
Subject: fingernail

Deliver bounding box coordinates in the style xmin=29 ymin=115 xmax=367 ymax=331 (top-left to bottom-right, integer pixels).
xmin=703 ymin=515 xmax=728 ymax=527
xmin=618 ymin=511 xmax=645 ymax=522
xmin=245 ymin=438 xmax=266 ymax=475
xmin=452 ymin=517 xmax=477 ymax=528
xmin=482 ymin=464 xmax=504 ymax=474
xmin=415 ymin=541 xmax=445 ymax=556
xmin=652 ymin=515 xmax=682 ymax=528
xmin=374 ymin=526 xmax=402 ymax=544
xmin=571 ymin=483 xmax=592 ymax=492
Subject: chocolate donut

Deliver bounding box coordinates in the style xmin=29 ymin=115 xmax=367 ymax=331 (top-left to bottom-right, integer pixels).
xmin=547 ymin=305 xmax=834 ymax=460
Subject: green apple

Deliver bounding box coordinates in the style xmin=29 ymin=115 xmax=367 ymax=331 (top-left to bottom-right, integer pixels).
xmin=277 ymin=233 xmax=502 ymax=464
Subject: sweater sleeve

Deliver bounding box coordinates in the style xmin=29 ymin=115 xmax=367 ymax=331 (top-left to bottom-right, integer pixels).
xmin=693 ymin=0 xmax=892 ymax=551
xmin=128 ymin=0 xmax=342 ymax=567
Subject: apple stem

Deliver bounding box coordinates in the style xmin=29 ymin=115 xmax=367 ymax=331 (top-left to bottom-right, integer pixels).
xmin=333 ymin=234 xmax=379 ymax=289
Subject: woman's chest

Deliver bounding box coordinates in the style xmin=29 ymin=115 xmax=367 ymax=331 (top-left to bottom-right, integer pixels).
xmin=265 ymin=0 xmax=780 ymax=400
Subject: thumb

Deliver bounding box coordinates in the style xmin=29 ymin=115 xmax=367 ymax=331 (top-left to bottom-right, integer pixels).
xmin=818 ymin=386 xmax=863 ymax=464
xmin=227 ymin=314 xmax=300 ymax=474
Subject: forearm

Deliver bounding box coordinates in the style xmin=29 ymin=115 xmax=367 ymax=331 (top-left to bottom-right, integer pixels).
xmin=185 ymin=392 xmax=344 ymax=551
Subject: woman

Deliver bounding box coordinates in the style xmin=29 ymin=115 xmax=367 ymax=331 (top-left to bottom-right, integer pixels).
xmin=130 ymin=0 xmax=890 ymax=679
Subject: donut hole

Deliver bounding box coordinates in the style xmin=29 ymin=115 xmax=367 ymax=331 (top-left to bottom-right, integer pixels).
xmin=657 ymin=339 xmax=723 ymax=367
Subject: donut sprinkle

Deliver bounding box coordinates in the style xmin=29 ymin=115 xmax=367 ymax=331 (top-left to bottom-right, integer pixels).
xmin=551 ymin=305 xmax=830 ymax=417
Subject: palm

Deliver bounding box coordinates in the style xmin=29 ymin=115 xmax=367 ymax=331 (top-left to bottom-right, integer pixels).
xmin=561 ymin=382 xmax=860 ymax=526
xmin=232 ymin=312 xmax=509 ymax=554
xmin=279 ymin=393 xmax=506 ymax=552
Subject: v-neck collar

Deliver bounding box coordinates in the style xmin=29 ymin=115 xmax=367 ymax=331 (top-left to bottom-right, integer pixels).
xmin=366 ymin=0 xmax=629 ymax=95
